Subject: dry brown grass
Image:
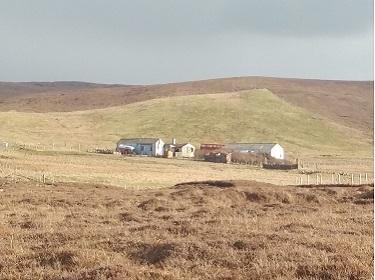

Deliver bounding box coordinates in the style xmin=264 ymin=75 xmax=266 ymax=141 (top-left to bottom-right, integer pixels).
xmin=0 ymin=149 xmax=373 ymax=190
xmin=0 ymin=150 xmax=306 ymax=187
xmin=0 ymin=179 xmax=373 ymax=280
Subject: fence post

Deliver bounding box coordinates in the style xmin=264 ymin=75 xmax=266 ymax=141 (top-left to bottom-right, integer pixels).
xmin=320 ymin=174 xmax=323 ymax=185
xmin=331 ymin=173 xmax=334 ymax=184
xmin=338 ymin=174 xmax=341 ymax=184
xmin=299 ymin=176 xmax=303 ymax=185
xmin=365 ymin=173 xmax=368 ymax=183
xmin=307 ymin=174 xmax=310 ymax=185
xmin=359 ymin=174 xmax=362 ymax=185
xmin=351 ymin=174 xmax=354 ymax=185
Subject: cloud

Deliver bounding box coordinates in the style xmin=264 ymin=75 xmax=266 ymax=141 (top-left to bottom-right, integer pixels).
xmin=0 ymin=0 xmax=373 ymax=83
xmin=222 ymin=0 xmax=373 ymax=37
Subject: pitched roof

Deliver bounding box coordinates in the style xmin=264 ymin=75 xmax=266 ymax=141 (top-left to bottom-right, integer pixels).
xmin=224 ymin=143 xmax=280 ymax=152
xmin=117 ymin=138 xmax=161 ymax=145
xmin=165 ymin=143 xmax=194 ymax=148
xmin=174 ymin=143 xmax=191 ymax=148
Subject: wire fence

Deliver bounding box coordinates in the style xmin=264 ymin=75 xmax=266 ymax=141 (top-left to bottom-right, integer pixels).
xmin=0 ymin=140 xmax=373 ymax=187
xmin=299 ymin=158 xmax=374 ymax=168
xmin=0 ymin=140 xmax=114 ymax=153
xmin=294 ymin=172 xmax=374 ymax=186
xmin=0 ymin=161 xmax=55 ymax=184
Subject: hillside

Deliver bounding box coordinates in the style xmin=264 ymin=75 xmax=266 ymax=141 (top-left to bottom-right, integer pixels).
xmin=0 ymin=77 xmax=373 ymax=138
xmin=0 ymin=89 xmax=372 ymax=158
xmin=0 ymin=81 xmax=126 ymax=99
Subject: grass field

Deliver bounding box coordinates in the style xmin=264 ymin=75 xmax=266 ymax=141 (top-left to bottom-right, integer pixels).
xmin=0 ymin=149 xmax=373 ymax=189
xmin=0 ymin=149 xmax=299 ymax=188
xmin=0 ymin=90 xmax=372 ymax=158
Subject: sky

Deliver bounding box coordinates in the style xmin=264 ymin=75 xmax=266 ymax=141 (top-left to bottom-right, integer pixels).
xmin=0 ymin=0 xmax=373 ymax=84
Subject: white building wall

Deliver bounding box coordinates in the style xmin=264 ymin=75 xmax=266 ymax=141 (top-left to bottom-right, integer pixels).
xmin=153 ymin=139 xmax=165 ymax=156
xmin=270 ymin=144 xmax=284 ymax=159
xmin=181 ymin=144 xmax=195 ymax=158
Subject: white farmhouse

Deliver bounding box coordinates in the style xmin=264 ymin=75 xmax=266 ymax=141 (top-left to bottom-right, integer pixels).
xmin=223 ymin=143 xmax=284 ymax=160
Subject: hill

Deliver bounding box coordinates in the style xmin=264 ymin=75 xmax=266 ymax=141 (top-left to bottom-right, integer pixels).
xmin=0 ymin=77 xmax=373 ymax=139
xmin=0 ymin=81 xmax=126 ymax=99
xmin=0 ymin=89 xmax=372 ymax=158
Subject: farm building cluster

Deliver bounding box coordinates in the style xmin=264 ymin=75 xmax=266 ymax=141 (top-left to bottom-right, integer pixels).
xmin=115 ymin=138 xmax=285 ymax=162
xmin=116 ymin=138 xmax=195 ymax=158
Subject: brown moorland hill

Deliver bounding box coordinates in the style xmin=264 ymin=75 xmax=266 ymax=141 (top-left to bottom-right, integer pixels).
xmin=0 ymin=81 xmax=126 ymax=99
xmin=0 ymin=178 xmax=373 ymax=279
xmin=0 ymin=77 xmax=373 ymax=137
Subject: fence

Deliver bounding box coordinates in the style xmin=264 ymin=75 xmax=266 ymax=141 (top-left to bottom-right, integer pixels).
xmin=298 ymin=159 xmax=374 ymax=169
xmin=294 ymin=172 xmax=374 ymax=186
xmin=263 ymin=163 xmax=298 ymax=170
xmin=0 ymin=140 xmax=114 ymax=153
xmin=0 ymin=141 xmax=373 ymax=188
xmin=0 ymin=161 xmax=56 ymax=184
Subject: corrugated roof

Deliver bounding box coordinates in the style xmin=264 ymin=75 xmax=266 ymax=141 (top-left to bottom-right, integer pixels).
xmin=117 ymin=138 xmax=161 ymax=145
xmin=224 ymin=143 xmax=280 ymax=152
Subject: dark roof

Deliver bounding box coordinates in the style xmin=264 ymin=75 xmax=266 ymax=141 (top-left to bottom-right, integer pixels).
xmin=117 ymin=138 xmax=162 ymax=145
xmin=165 ymin=143 xmax=194 ymax=148
xmin=174 ymin=143 xmax=188 ymax=148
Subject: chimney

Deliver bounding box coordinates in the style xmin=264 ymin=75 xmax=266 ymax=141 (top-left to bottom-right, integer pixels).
xmin=171 ymin=138 xmax=176 ymax=145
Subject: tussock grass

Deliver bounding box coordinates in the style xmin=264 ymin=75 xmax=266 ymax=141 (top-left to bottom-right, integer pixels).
xmin=0 ymin=179 xmax=372 ymax=279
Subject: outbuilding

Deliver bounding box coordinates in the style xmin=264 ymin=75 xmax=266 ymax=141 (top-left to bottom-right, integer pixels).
xmin=164 ymin=142 xmax=196 ymax=158
xmin=223 ymin=143 xmax=284 ymax=160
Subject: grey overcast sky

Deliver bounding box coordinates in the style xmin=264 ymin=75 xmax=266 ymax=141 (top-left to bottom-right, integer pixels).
xmin=0 ymin=1 xmax=373 ymax=84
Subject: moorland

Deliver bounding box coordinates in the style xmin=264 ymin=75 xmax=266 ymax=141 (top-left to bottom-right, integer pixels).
xmin=0 ymin=76 xmax=373 ymax=279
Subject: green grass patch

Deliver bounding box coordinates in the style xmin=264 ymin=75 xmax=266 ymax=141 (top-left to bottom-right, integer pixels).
xmin=0 ymin=89 xmax=372 ymax=158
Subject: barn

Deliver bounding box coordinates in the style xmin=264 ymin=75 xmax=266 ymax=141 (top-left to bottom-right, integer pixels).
xmin=116 ymin=138 xmax=165 ymax=156
xmin=200 ymin=143 xmax=225 ymax=153
xmin=223 ymin=143 xmax=284 ymax=160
